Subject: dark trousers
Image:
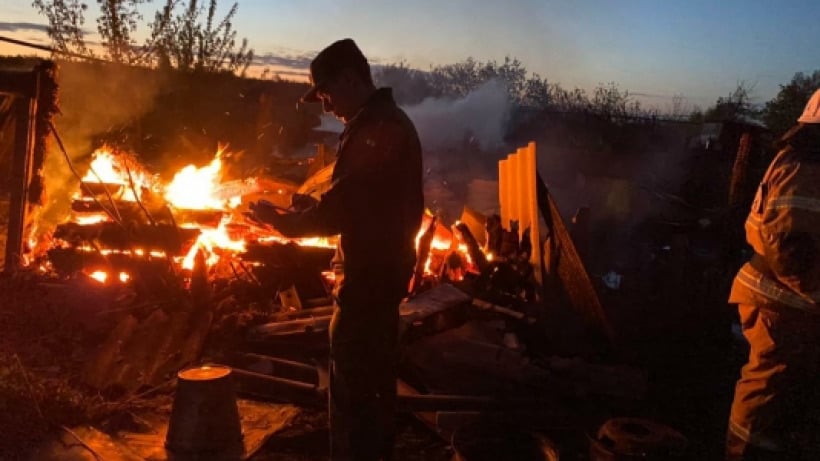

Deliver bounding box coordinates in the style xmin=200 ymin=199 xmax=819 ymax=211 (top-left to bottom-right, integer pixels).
xmin=329 ymin=277 xmax=404 ymax=461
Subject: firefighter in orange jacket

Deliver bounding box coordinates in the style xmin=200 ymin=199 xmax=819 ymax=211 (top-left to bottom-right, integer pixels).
xmin=726 ymin=89 xmax=820 ymax=460
xmin=250 ymin=39 xmax=423 ymax=461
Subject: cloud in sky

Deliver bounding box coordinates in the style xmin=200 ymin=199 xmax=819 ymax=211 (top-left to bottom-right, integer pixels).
xmin=254 ymin=51 xmax=313 ymax=71
xmin=0 ymin=22 xmax=48 ymax=33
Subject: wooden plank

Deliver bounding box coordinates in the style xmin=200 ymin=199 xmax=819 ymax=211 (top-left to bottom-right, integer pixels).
xmin=536 ymin=172 xmax=615 ymax=343
xmin=399 ymin=283 xmax=472 ymax=342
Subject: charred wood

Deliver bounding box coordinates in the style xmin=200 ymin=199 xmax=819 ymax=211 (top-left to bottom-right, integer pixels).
xmin=71 ymin=199 xmax=162 ymax=225
xmin=454 ymin=222 xmax=489 ymax=274
xmin=411 ymin=215 xmax=437 ymax=294
xmin=500 ymin=223 xmax=520 ymax=257
xmin=232 ymin=367 xmax=325 ymax=407
xmin=400 ymin=284 xmax=471 ymax=343
xmin=249 ymin=315 xmax=332 ymax=339
xmin=190 ymin=250 xmax=211 ymax=311
xmin=241 ymin=242 xmax=334 ymax=304
xmin=53 ymin=222 xmax=199 ymax=253
xmin=485 ymin=214 xmax=503 ymax=255
xmin=238 ymin=353 xmax=320 ymax=385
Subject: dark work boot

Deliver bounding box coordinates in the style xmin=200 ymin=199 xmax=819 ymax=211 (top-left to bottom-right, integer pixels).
xmin=726 ymin=429 xmax=790 ymax=461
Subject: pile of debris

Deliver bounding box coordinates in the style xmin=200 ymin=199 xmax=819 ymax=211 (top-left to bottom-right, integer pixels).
xmin=9 ymin=141 xmax=657 ymax=460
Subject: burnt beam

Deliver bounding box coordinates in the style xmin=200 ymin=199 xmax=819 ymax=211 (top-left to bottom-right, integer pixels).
xmin=4 ymin=76 xmax=38 ymax=272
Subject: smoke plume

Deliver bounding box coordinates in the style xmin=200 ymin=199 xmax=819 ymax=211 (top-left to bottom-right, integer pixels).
xmin=40 ymin=61 xmax=165 ymax=228
xmin=403 ymin=79 xmax=511 ymax=152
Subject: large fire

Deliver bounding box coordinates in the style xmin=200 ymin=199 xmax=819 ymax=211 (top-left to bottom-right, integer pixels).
xmin=46 ymin=146 xmax=480 ymax=287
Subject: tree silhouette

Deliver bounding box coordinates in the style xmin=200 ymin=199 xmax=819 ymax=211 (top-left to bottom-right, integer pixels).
xmin=762 ymin=71 xmax=820 ymax=136
xmin=32 ymin=0 xmax=254 ymax=74
xmin=96 ymin=0 xmax=147 ymax=63
xmin=144 ymin=0 xmax=254 ymax=74
xmin=702 ymin=82 xmax=760 ymax=123
xmin=31 ymin=0 xmax=91 ymax=58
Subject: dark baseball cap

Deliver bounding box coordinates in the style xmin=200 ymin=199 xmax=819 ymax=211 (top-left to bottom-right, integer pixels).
xmin=300 ymin=38 xmax=370 ymax=103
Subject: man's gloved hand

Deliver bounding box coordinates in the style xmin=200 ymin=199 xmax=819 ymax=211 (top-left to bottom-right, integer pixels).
xmin=291 ymin=193 xmax=319 ymax=212
xmin=246 ymin=199 xmax=285 ymax=227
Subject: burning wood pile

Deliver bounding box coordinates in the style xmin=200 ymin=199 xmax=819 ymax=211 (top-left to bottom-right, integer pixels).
xmin=29 ymin=145 xmax=533 ymax=312
xmin=32 ymin=146 xmax=337 ymax=303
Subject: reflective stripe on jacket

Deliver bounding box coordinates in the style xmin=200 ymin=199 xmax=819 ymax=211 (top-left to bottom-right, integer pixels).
xmin=729 ymin=145 xmax=820 ymax=311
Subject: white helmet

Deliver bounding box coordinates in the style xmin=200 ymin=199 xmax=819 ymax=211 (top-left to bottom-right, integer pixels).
xmin=798 ymin=88 xmax=820 ymax=123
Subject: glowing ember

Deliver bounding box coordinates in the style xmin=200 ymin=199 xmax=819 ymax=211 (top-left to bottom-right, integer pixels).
xmin=89 ymin=270 xmax=107 ymax=283
xmin=73 ymin=212 xmax=110 ymax=225
xmin=255 ymin=235 xmax=337 ymax=248
xmin=87 ymin=270 xmax=131 ymax=284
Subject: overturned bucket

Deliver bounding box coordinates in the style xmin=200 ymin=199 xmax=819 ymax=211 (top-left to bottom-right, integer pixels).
xmin=165 ymin=365 xmax=243 ymax=459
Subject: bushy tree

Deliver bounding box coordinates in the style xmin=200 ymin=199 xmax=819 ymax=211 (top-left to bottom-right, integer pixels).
xmin=375 ymin=57 xmax=656 ymax=120
xmin=373 ymin=61 xmax=439 ymax=105
xmin=590 ymin=82 xmax=646 ymax=119
xmin=427 ymin=56 xmax=528 ymax=104
xmin=702 ymin=82 xmax=760 ymax=123
xmin=520 ymin=73 xmax=552 ymax=108
xmin=144 ymin=0 xmax=254 ymax=74
xmin=762 ymin=71 xmax=820 ymax=136
xmin=96 ymin=0 xmax=148 ymax=63
xmin=32 ymin=0 xmax=254 ymax=74
xmin=31 ymin=0 xmax=90 ymax=57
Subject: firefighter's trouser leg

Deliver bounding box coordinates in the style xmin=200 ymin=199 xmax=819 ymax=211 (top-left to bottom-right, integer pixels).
xmin=727 ymin=304 xmax=820 ymax=460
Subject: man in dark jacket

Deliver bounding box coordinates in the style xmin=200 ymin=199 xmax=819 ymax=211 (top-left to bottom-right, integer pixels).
xmin=250 ymin=38 xmax=424 ymax=461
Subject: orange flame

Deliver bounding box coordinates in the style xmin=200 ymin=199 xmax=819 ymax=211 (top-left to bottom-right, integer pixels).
xmin=164 ymin=149 xmax=229 ymax=210
xmin=181 ymin=215 xmax=247 ymax=270
xmin=80 ymin=148 xmax=151 ymax=202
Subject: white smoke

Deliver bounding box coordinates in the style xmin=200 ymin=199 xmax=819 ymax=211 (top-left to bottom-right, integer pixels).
xmin=403 ymin=79 xmax=511 ymax=151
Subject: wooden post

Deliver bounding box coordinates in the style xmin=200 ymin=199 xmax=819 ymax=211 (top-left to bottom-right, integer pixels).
xmin=4 ymin=76 xmax=38 ymax=272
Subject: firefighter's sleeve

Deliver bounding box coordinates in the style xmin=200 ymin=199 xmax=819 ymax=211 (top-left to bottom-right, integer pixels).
xmin=759 ymin=161 xmax=820 ymax=303
xmin=272 ymin=120 xmax=403 ymax=238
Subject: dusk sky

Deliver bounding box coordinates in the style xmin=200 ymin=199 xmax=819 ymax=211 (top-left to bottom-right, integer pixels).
xmin=2 ymin=0 xmax=820 ymax=111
